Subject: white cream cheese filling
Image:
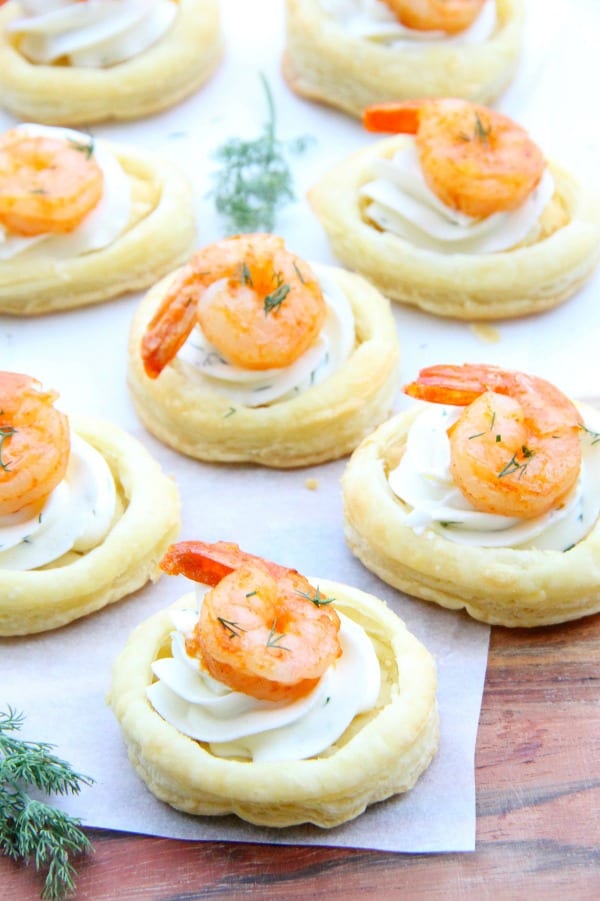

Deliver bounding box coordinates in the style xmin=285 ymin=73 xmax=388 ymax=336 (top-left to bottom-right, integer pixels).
xmin=360 ymin=139 xmax=555 ymax=254
xmin=388 ymin=404 xmax=600 ymax=550
xmin=148 ymin=595 xmax=381 ymax=763
xmin=320 ymin=0 xmax=496 ymax=45
xmin=0 ymin=123 xmax=131 ymax=261
xmin=8 ymin=0 xmax=177 ymax=68
xmin=0 ymin=432 xmax=117 ymax=570
xmin=177 ymin=264 xmax=356 ymax=407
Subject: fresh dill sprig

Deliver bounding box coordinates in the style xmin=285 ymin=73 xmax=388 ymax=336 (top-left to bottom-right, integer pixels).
xmin=217 ymin=617 xmax=246 ymax=639
xmin=210 ymin=74 xmax=308 ymax=234
xmin=0 ymin=707 xmax=94 ymax=900
xmin=295 ymin=587 xmax=336 ymax=607
xmin=266 ymin=619 xmax=290 ymax=651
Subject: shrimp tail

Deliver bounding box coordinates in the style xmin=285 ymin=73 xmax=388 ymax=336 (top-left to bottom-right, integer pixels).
xmin=140 ymin=268 xmax=200 ymax=379
xmin=404 ymin=363 xmax=510 ymax=405
xmin=160 ymin=540 xmax=297 ymax=585
xmin=362 ymin=99 xmax=426 ymax=134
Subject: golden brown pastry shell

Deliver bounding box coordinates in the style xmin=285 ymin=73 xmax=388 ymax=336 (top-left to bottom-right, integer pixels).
xmin=0 ymin=415 xmax=180 ymax=636
xmin=0 ymin=0 xmax=223 ymax=124
xmin=0 ymin=144 xmax=197 ymax=314
xmin=342 ymin=404 xmax=600 ymax=627
xmin=109 ymin=581 xmax=439 ymax=828
xmin=127 ymin=263 xmax=400 ymax=468
xmin=283 ymin=0 xmax=523 ymax=117
xmin=309 ymin=136 xmax=600 ymax=320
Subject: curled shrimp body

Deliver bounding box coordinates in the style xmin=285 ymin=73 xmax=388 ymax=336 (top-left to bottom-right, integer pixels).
xmin=381 ymin=0 xmax=486 ymax=33
xmin=160 ymin=540 xmax=342 ymax=703
xmin=0 ymin=372 xmax=70 ymax=517
xmin=404 ymin=364 xmax=583 ymax=519
xmin=141 ymin=234 xmax=327 ymax=379
xmin=0 ymin=129 xmax=103 ymax=236
xmin=363 ymin=98 xmax=545 ymax=219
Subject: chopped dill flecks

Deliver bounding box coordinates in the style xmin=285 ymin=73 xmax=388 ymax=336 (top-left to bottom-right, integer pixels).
xmin=293 ymin=260 xmax=306 ymax=284
xmin=237 ymin=261 xmax=253 ymax=286
xmin=474 ymin=112 xmax=491 ymax=145
xmin=497 ymin=449 xmax=533 ymax=480
xmin=68 ymin=135 xmax=94 ymax=159
xmin=263 ymin=281 xmax=290 ymax=315
xmin=0 ymin=426 xmax=17 ymax=471
xmin=210 ymin=73 xmax=310 ymax=234
xmin=223 ymin=407 xmax=236 ymax=418
xmin=579 ymin=423 xmax=600 ymax=445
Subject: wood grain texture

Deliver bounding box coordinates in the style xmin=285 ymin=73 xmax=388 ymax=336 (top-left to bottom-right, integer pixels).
xmin=2 ymin=613 xmax=599 ymax=900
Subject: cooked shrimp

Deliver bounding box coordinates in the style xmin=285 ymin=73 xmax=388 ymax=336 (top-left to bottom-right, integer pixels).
xmin=0 ymin=128 xmax=103 ymax=237
xmin=160 ymin=540 xmax=341 ymax=702
xmin=381 ymin=0 xmax=485 ymax=33
xmin=363 ymin=98 xmax=545 ymax=219
xmin=404 ymin=364 xmax=583 ymax=519
xmin=141 ymin=234 xmax=326 ymax=379
xmin=0 ymin=372 xmax=70 ymax=517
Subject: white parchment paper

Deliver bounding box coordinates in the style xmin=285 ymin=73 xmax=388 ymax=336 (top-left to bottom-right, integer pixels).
xmin=0 ymin=0 xmax=598 ymax=854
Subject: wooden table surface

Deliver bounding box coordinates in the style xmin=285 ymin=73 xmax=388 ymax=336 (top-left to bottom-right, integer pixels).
xmin=3 ymin=612 xmax=599 ymax=900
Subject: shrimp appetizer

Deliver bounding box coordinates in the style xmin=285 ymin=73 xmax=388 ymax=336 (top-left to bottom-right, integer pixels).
xmin=0 ymin=123 xmax=195 ymax=314
xmin=128 ymin=234 xmax=399 ymax=468
xmin=0 ymin=370 xmax=180 ymax=635
xmin=109 ymin=540 xmax=439 ymax=828
xmin=283 ymin=0 xmax=523 ymax=119
xmin=0 ymin=0 xmax=222 ymax=125
xmin=310 ymin=98 xmax=600 ymax=319
xmin=342 ymin=363 xmax=600 ymax=627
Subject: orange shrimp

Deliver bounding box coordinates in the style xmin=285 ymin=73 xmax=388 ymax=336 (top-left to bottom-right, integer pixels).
xmin=363 ymin=98 xmax=545 ymax=219
xmin=160 ymin=540 xmax=341 ymax=702
xmin=0 ymin=128 xmax=103 ymax=237
xmin=404 ymin=364 xmax=583 ymax=519
xmin=381 ymin=0 xmax=486 ymax=33
xmin=141 ymin=234 xmax=327 ymax=379
xmin=0 ymin=372 xmax=70 ymax=517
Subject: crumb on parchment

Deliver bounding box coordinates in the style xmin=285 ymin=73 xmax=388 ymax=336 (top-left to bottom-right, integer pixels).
xmin=305 ymin=478 xmax=319 ymax=491
xmin=469 ymin=323 xmax=501 ymax=343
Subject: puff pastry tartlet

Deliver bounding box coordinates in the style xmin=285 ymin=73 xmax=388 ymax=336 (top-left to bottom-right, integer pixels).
xmin=0 ymin=0 xmax=222 ymax=125
xmin=109 ymin=540 xmax=439 ymax=828
xmin=128 ymin=234 xmax=399 ymax=468
xmin=310 ymin=98 xmax=600 ymax=320
xmin=342 ymin=363 xmax=600 ymax=627
xmin=283 ymin=0 xmax=523 ymax=118
xmin=0 ymin=123 xmax=196 ymax=314
xmin=0 ymin=372 xmax=180 ymax=636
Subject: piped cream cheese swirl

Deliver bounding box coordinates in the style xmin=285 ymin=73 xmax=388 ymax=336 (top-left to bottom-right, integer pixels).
xmin=0 ymin=432 xmax=117 ymax=570
xmin=176 ymin=264 xmax=356 ymax=407
xmin=0 ymin=124 xmax=131 ymax=261
xmin=388 ymin=405 xmax=600 ymax=550
xmin=8 ymin=0 xmax=177 ymax=68
xmin=320 ymin=0 xmax=496 ymax=45
xmin=360 ymin=138 xmax=555 ymax=254
xmin=147 ymin=594 xmax=381 ymax=763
